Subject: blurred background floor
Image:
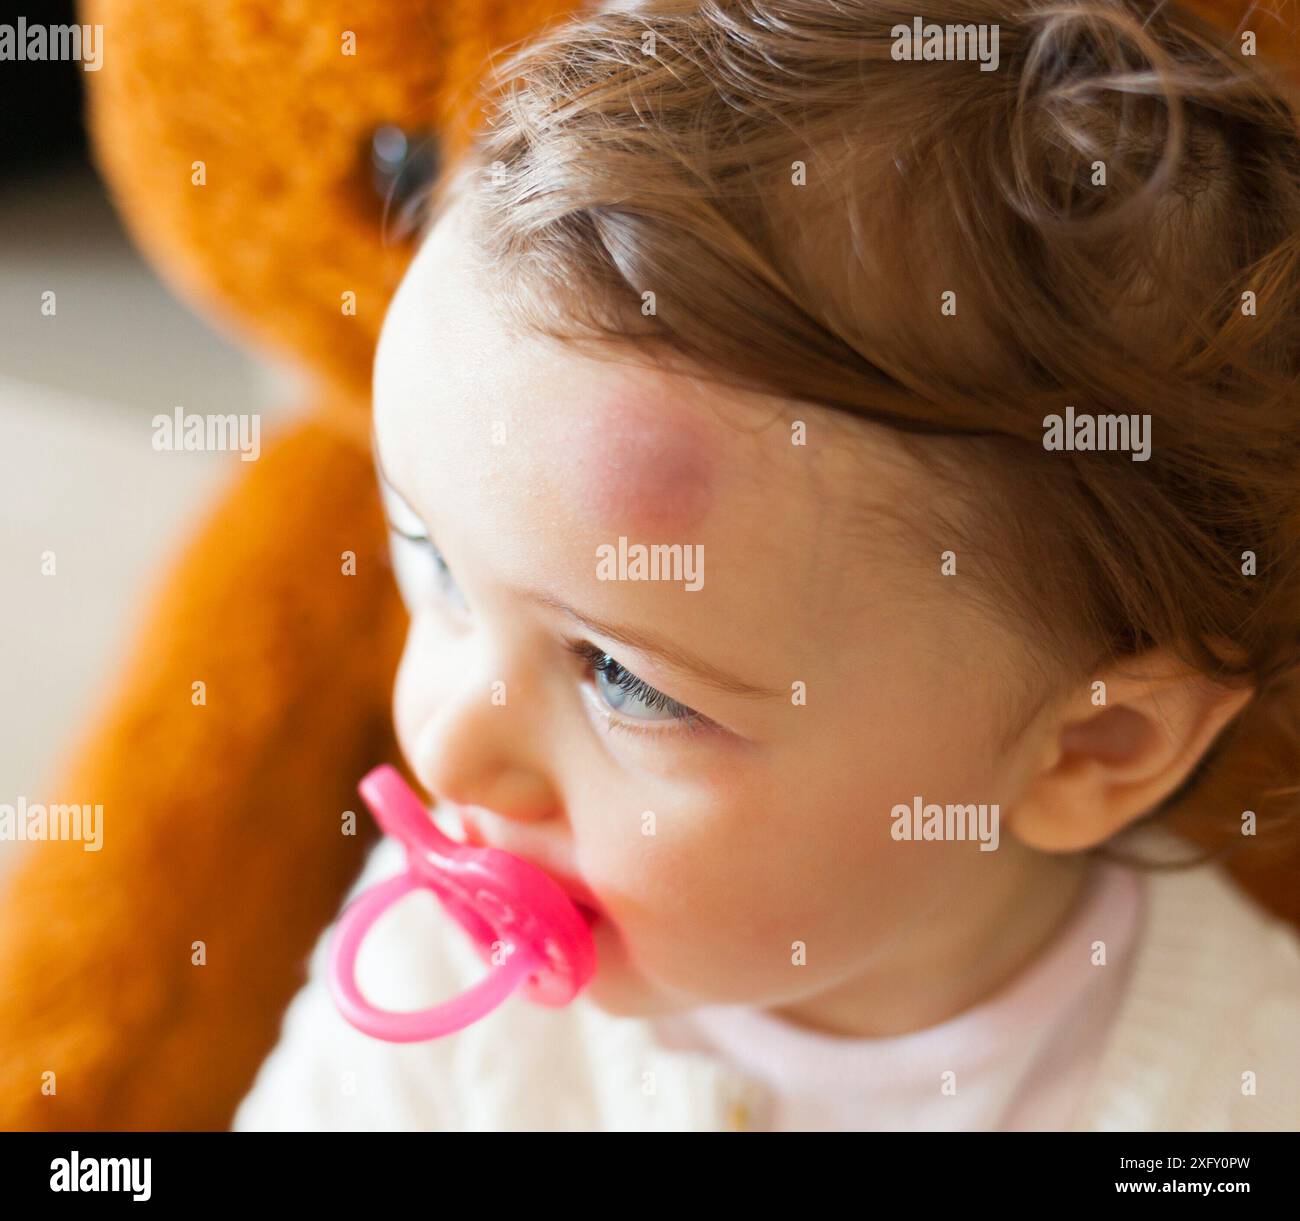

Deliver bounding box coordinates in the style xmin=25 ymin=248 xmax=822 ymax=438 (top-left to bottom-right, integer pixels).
xmin=0 ymin=160 xmax=300 ymax=882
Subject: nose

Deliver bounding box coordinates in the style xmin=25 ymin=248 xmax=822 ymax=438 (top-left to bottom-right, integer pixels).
xmin=405 ymin=655 xmax=561 ymax=828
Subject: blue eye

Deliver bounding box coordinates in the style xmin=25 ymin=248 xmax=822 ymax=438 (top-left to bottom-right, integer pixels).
xmin=566 ymin=639 xmax=705 ymax=732
xmin=376 ymin=472 xmax=469 ymax=614
xmin=386 ymin=525 xmax=469 ymax=614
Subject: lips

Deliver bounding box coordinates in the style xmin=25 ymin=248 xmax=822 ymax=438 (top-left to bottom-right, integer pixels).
xmin=452 ymin=812 xmax=603 ymax=925
xmin=531 ymin=871 xmax=604 ymax=928
xmin=572 ymin=901 xmax=602 ymax=928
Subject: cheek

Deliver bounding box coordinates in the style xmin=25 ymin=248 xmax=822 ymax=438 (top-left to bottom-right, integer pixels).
xmin=581 ymin=772 xmax=839 ymax=999
xmin=391 ymin=614 xmax=443 ymax=755
xmin=583 ymin=743 xmax=954 ymax=1004
xmin=391 ymin=642 xmax=422 ymax=759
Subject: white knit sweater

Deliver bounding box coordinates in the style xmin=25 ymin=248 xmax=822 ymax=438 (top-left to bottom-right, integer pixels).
xmin=232 ymin=825 xmax=1300 ymax=1132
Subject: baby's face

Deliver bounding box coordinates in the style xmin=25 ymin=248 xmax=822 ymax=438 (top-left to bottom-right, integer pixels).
xmin=372 ymin=197 xmax=1039 ymax=1022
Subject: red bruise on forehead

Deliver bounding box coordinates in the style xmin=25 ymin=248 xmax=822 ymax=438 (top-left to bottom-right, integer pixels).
xmin=568 ymin=394 xmax=718 ymax=536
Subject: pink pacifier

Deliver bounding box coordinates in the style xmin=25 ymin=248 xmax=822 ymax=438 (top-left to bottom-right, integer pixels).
xmin=327 ymin=765 xmax=597 ymax=1042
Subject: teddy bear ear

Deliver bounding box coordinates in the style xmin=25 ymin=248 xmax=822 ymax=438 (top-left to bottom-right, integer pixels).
xmin=1176 ymin=0 xmax=1299 ymax=89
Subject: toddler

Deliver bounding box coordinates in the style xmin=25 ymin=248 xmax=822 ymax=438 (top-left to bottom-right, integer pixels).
xmin=233 ymin=0 xmax=1300 ymax=1131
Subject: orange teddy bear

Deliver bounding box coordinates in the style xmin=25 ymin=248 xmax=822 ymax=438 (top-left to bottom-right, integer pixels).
xmin=0 ymin=0 xmax=578 ymax=1131
xmin=0 ymin=0 xmax=1295 ymax=1133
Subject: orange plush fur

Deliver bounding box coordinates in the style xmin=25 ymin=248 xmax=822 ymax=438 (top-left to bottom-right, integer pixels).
xmin=0 ymin=0 xmax=1295 ymax=1131
xmin=0 ymin=0 xmax=578 ymax=1130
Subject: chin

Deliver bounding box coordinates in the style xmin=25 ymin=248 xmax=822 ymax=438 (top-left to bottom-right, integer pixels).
xmin=579 ymin=958 xmax=691 ymax=1020
xmin=578 ymin=938 xmax=647 ymax=1016
xmin=575 ymin=935 xmax=647 ymax=1016
xmin=574 ymin=916 xmax=697 ymax=1019
xmin=581 ymin=976 xmax=669 ymax=1019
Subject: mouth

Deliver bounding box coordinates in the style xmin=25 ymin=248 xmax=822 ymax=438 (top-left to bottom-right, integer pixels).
xmin=546 ymin=878 xmax=605 ymax=928
xmin=572 ymin=900 xmax=602 ymax=928
xmin=453 ymin=812 xmax=603 ymax=927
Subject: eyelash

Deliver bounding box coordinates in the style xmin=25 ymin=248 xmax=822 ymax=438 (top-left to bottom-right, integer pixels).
xmin=388 ymin=524 xmax=461 ymax=595
xmin=386 ymin=521 xmax=711 ymax=742
xmin=564 ymin=639 xmax=711 ymax=740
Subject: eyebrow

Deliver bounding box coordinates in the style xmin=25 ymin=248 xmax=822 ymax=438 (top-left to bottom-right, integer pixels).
xmin=370 ymin=420 xmax=785 ymax=702
xmin=521 ymin=587 xmax=787 ymax=700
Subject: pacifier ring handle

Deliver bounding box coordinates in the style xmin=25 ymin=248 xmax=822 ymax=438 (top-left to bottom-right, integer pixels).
xmin=326 ymin=764 xmax=597 ymax=1042
xmin=327 ymin=871 xmax=542 ymax=1043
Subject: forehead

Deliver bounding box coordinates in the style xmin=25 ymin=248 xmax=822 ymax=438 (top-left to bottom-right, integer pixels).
xmin=535 ymin=381 xmax=725 ymax=537
xmin=374 ymin=201 xmax=782 ymax=540
xmin=372 ymin=195 xmax=925 ymax=611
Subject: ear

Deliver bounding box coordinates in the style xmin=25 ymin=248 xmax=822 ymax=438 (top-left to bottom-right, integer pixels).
xmin=1010 ymin=651 xmax=1254 ymax=853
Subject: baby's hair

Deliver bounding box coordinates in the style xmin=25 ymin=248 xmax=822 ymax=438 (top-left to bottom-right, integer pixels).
xmin=424 ymin=1 xmax=1300 ymax=873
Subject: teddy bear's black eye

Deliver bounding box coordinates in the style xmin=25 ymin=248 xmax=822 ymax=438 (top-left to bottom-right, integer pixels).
xmin=368 ymin=125 xmax=440 ymax=238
